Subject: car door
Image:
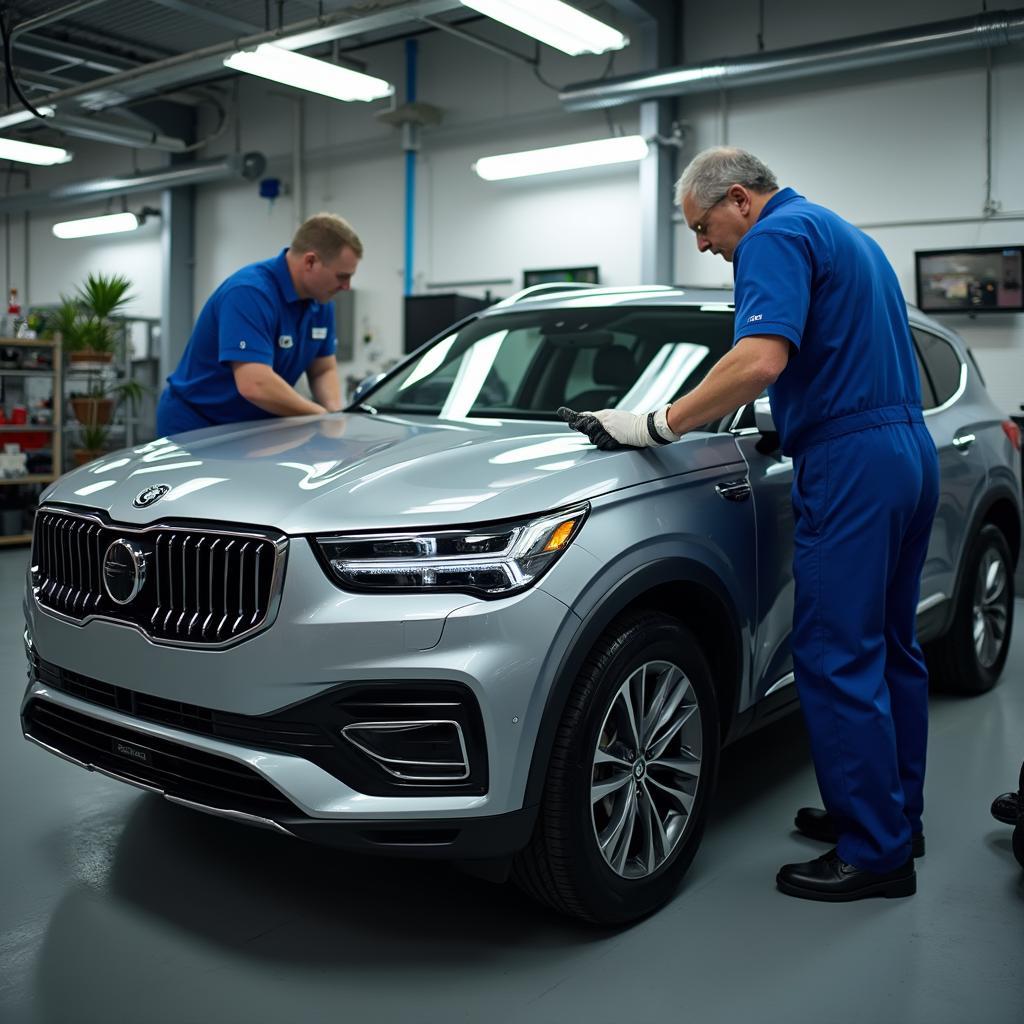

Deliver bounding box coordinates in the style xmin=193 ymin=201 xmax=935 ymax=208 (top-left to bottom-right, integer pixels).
xmin=726 ymin=402 xmax=797 ymax=706
xmin=911 ymin=325 xmax=978 ymax=607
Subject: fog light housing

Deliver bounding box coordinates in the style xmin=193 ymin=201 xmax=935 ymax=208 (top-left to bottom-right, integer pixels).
xmin=341 ymin=720 xmax=470 ymax=781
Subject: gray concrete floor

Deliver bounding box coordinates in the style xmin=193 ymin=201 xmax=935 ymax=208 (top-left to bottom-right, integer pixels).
xmin=2 ymin=545 xmax=1022 ymax=1024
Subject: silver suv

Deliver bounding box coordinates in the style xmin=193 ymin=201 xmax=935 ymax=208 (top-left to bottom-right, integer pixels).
xmin=21 ymin=285 xmax=1022 ymax=923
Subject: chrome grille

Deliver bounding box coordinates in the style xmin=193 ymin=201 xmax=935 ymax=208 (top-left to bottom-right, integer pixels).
xmin=32 ymin=508 xmax=287 ymax=647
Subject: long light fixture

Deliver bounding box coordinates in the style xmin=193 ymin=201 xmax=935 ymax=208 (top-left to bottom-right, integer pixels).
xmin=474 ymin=135 xmax=649 ymax=180
xmin=0 ymin=136 xmax=70 ymax=166
xmin=52 ymin=210 xmax=155 ymax=239
xmin=224 ymin=44 xmax=393 ymax=102
xmin=460 ymin=0 xmax=627 ymax=56
xmin=0 ymin=104 xmax=56 ymax=130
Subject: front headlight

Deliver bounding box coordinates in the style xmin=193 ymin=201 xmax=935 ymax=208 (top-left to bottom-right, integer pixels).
xmin=315 ymin=504 xmax=588 ymax=598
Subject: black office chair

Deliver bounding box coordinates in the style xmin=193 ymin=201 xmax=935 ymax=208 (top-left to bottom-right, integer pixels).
xmin=566 ymin=345 xmax=637 ymax=411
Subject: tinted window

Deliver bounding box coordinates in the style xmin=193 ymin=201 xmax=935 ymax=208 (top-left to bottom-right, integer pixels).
xmin=912 ymin=329 xmax=963 ymax=408
xmin=911 ymin=340 xmax=937 ymax=410
xmin=366 ymin=307 xmax=734 ymax=422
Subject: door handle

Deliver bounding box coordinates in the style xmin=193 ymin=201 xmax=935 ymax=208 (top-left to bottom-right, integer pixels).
xmin=952 ymin=433 xmax=976 ymax=452
xmin=715 ymin=479 xmax=751 ymax=502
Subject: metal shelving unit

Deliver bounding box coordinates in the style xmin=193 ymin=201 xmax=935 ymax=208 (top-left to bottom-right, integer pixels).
xmin=0 ymin=337 xmax=62 ymax=547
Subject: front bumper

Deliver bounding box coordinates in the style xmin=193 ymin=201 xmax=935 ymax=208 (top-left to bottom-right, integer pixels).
xmin=21 ymin=682 xmax=536 ymax=858
xmin=22 ymin=537 xmax=587 ymax=855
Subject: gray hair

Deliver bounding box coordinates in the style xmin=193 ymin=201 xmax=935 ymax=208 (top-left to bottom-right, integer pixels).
xmin=674 ymin=146 xmax=779 ymax=207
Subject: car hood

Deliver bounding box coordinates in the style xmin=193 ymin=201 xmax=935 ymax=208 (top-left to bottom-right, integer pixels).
xmin=44 ymin=413 xmax=739 ymax=533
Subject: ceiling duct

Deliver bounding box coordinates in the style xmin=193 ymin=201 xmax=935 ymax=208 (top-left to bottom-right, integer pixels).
xmin=0 ymin=151 xmax=265 ymax=214
xmin=46 ymin=113 xmax=188 ymax=151
xmin=560 ymin=8 xmax=1024 ymax=110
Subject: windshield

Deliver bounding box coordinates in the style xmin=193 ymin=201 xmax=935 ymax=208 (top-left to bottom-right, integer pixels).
xmin=361 ymin=306 xmax=735 ymax=422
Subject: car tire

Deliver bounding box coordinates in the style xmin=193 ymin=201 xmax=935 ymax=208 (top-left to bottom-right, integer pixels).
xmin=927 ymin=524 xmax=1015 ymax=696
xmin=512 ymin=610 xmax=720 ymax=925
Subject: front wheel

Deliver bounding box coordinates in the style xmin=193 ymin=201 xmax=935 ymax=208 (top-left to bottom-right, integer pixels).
xmin=927 ymin=524 xmax=1014 ymax=695
xmin=513 ymin=611 xmax=720 ymax=924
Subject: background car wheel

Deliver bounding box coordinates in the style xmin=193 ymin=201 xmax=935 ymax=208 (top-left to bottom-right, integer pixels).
xmin=512 ymin=610 xmax=719 ymax=925
xmin=927 ymin=524 xmax=1015 ymax=695
xmin=1016 ymin=764 xmax=1024 ymax=870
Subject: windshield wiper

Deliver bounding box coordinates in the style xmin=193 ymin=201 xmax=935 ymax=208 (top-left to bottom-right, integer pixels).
xmin=349 ymin=402 xmax=378 ymax=415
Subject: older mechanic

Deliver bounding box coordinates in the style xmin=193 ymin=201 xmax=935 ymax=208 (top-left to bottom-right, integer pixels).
xmin=561 ymin=147 xmax=939 ymax=902
xmin=156 ymin=212 xmax=361 ymax=436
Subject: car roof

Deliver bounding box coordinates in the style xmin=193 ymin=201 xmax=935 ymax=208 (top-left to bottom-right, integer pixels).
xmin=480 ymin=284 xmax=955 ymax=341
xmin=483 ymin=284 xmax=736 ymax=315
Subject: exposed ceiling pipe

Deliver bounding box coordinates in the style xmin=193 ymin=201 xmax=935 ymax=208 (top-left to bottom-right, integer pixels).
xmin=24 ymin=0 xmax=462 ymax=112
xmin=46 ymin=113 xmax=188 ymax=151
xmin=9 ymin=0 xmax=115 ymax=41
xmin=0 ymin=151 xmax=266 ymax=214
xmin=561 ymin=8 xmax=1024 ymax=110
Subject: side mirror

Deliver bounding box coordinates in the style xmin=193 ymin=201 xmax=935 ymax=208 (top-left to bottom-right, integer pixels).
xmin=753 ymin=395 xmax=780 ymax=454
xmin=351 ymin=372 xmax=384 ymax=405
xmin=753 ymin=395 xmax=776 ymax=434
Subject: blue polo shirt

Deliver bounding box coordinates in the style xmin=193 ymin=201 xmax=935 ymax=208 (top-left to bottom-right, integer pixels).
xmin=732 ymin=188 xmax=920 ymax=455
xmin=160 ymin=247 xmax=336 ymax=429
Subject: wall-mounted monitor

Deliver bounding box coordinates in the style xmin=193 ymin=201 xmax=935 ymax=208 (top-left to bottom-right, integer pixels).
xmin=523 ymin=266 xmax=599 ymax=288
xmin=915 ymin=245 xmax=1023 ymax=313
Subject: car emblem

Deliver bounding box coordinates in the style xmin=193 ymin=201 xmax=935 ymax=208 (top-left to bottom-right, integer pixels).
xmin=102 ymin=539 xmax=147 ymax=605
xmin=133 ymin=484 xmax=170 ymax=508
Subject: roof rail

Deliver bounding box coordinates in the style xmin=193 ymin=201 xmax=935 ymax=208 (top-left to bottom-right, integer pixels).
xmin=493 ymin=282 xmax=596 ymax=308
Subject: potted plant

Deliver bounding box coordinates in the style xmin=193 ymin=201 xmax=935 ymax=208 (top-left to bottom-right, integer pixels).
xmin=57 ymin=272 xmax=134 ymax=364
xmin=73 ymin=422 xmax=110 ymax=466
xmin=69 ymin=377 xmax=146 ymax=429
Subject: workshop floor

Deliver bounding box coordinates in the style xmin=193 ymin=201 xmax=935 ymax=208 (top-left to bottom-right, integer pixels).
xmin=2 ymin=547 xmax=1022 ymax=1024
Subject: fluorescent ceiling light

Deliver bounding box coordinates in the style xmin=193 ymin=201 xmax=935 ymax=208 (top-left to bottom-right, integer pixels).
xmin=52 ymin=212 xmax=142 ymax=239
xmin=0 ymin=136 xmax=70 ymax=166
xmin=0 ymin=105 xmax=56 ymax=130
xmin=224 ymin=44 xmax=393 ymax=102
xmin=460 ymin=0 xmax=627 ymax=56
xmin=474 ymin=135 xmax=649 ymax=180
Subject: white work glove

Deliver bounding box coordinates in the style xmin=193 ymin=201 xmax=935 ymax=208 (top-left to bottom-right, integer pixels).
xmin=558 ymin=405 xmax=679 ymax=451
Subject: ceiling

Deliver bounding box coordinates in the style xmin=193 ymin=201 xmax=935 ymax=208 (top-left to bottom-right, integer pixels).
xmin=0 ymin=0 xmax=638 ymax=153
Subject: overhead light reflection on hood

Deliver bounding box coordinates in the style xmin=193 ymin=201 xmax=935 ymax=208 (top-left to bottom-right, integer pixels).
xmin=74 ymin=479 xmax=118 ymax=496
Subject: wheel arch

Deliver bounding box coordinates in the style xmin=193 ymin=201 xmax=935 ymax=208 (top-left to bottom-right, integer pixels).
xmin=938 ymin=483 xmax=1022 ymax=638
xmin=524 ymin=558 xmax=743 ymax=809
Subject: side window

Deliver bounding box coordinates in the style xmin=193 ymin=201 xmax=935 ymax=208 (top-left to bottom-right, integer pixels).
xmin=911 ymin=338 xmax=937 ymax=411
xmin=912 ymin=328 xmax=963 ymax=408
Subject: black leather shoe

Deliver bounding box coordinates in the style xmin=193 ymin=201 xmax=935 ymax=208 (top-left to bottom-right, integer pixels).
xmin=991 ymin=792 xmax=1020 ymax=826
xmin=776 ymin=848 xmax=916 ymax=902
xmin=794 ymin=807 xmax=926 ymax=858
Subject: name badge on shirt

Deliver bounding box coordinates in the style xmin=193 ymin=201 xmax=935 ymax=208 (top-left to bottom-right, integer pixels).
xmin=278 ymin=335 xmax=293 ymax=349
xmin=311 ymin=326 xmax=327 ymax=340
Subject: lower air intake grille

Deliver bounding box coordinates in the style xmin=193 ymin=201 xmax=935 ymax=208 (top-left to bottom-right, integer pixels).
xmin=23 ymin=698 xmax=297 ymax=818
xmin=32 ymin=508 xmax=286 ymax=646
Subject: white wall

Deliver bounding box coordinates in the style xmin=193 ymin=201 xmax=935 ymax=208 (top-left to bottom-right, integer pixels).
xmin=191 ymin=25 xmax=644 ymax=381
xmin=2 ymin=0 xmax=1022 ymax=415
xmin=1 ymin=139 xmax=165 ymax=318
xmin=676 ymin=0 xmax=1024 ymax=416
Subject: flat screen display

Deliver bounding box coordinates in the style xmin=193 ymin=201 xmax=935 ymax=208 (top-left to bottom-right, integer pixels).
xmin=915 ymin=246 xmax=1024 ymax=313
xmin=523 ymin=266 xmax=599 ymax=288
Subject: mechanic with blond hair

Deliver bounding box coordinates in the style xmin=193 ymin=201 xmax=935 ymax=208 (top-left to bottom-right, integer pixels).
xmin=156 ymin=212 xmax=361 ymax=435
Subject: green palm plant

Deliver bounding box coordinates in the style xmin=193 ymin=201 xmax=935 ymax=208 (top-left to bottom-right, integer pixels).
xmin=59 ymin=272 xmax=134 ymax=360
xmin=75 ymin=272 xmax=133 ymax=320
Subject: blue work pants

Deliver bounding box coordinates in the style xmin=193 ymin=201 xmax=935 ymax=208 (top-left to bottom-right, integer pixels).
xmin=791 ymin=419 xmax=939 ymax=873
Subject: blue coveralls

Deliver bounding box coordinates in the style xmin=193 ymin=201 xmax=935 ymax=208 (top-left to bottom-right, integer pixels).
xmin=156 ymin=247 xmax=336 ymax=436
xmin=733 ymin=189 xmax=940 ymax=873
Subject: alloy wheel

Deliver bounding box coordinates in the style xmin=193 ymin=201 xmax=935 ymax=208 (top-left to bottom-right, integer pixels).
xmin=972 ymin=547 xmax=1009 ymax=669
xmin=590 ymin=659 xmax=704 ymax=879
